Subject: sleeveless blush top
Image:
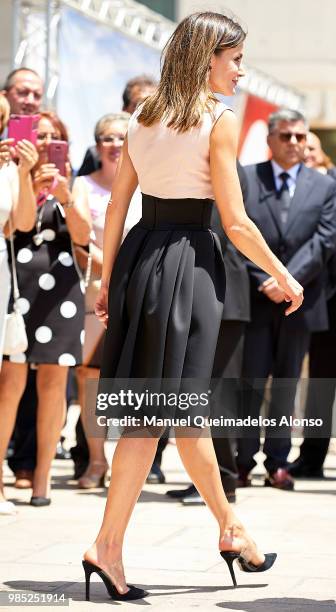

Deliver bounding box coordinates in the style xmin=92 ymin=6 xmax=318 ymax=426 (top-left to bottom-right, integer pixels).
xmin=127 ymin=102 xmax=231 ymax=200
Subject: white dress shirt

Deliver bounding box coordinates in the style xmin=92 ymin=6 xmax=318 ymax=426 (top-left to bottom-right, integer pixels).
xmin=271 ymin=160 xmax=301 ymax=198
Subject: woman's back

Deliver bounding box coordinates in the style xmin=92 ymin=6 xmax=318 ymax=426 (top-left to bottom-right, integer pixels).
xmin=127 ymin=102 xmax=229 ymax=200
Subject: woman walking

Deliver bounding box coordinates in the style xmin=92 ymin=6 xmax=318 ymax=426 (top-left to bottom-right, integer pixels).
xmin=83 ymin=12 xmax=303 ymax=601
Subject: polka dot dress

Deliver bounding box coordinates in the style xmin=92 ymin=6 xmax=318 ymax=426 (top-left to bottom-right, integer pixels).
xmin=6 ymin=197 xmax=85 ymax=365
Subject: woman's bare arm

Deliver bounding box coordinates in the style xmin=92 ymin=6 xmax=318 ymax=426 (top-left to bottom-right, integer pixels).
xmin=100 ymin=136 xmax=138 ymax=289
xmin=210 ymin=111 xmax=303 ymax=315
xmin=6 ymin=141 xmax=38 ymax=233
xmin=61 ymin=171 xmax=91 ymax=245
xmin=93 ymin=136 xmax=138 ymax=326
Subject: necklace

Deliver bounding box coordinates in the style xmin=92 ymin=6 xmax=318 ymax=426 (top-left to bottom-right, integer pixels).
xmin=32 ymin=202 xmax=46 ymax=246
xmin=33 ymin=176 xmax=59 ymax=245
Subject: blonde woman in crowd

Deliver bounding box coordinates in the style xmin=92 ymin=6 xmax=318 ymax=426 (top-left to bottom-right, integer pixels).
xmin=73 ymin=112 xmax=141 ymax=489
xmin=304 ymin=131 xmax=336 ymax=175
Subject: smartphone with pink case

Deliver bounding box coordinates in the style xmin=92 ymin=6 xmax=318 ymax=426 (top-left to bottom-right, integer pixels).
xmin=7 ymin=114 xmax=40 ymax=145
xmin=47 ymin=140 xmax=68 ymax=176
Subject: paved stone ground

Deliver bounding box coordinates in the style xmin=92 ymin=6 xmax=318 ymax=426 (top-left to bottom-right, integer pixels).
xmin=1 ymin=440 xmax=336 ymax=611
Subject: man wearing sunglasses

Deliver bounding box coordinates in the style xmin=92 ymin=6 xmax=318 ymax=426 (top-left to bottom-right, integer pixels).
xmin=236 ymin=109 xmax=336 ymax=491
xmin=288 ymin=133 xmax=336 ymax=479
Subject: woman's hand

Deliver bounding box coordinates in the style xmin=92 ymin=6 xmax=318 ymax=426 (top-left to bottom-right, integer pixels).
xmin=210 ymin=112 xmax=306 ymax=304
xmin=32 ymin=163 xmax=58 ymax=195
xmin=259 ymin=277 xmax=286 ymax=303
xmin=33 ymin=162 xmax=71 ymax=203
xmin=0 ymin=138 xmax=14 ymax=167
xmin=276 ymin=272 xmax=304 ymax=316
xmin=95 ymin=284 xmax=109 ymax=328
xmin=51 ymin=171 xmax=71 ymax=205
xmin=16 ymin=140 xmax=38 ymax=174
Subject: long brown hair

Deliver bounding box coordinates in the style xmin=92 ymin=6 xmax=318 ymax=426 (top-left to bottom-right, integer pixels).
xmin=137 ymin=11 xmax=246 ymax=132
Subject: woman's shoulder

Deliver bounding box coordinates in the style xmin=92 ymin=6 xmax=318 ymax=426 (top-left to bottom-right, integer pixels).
xmin=74 ymin=173 xmax=97 ymax=190
xmin=212 ymin=100 xmax=234 ymax=121
xmin=127 ymin=103 xmax=145 ymax=132
xmin=199 ymin=100 xmax=234 ymax=132
xmin=0 ymin=160 xmax=18 ymax=181
xmin=74 ymin=173 xmax=110 ymax=201
xmin=0 ymin=162 xmax=19 ymax=202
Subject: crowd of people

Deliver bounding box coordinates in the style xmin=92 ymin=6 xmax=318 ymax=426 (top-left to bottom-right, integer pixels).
xmin=0 ymin=64 xmax=335 ymax=518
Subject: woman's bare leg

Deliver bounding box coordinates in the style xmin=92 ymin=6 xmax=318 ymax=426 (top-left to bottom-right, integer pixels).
xmin=0 ymin=362 xmax=28 ymax=501
xmin=84 ymin=433 xmax=160 ymax=594
xmin=33 ymin=364 xmax=68 ymax=497
xmin=84 ymin=427 xmax=264 ymax=595
xmin=175 ymin=428 xmax=264 ymax=564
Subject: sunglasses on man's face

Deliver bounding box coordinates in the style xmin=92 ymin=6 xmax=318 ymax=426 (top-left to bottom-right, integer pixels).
xmin=276 ymin=132 xmax=307 ymax=143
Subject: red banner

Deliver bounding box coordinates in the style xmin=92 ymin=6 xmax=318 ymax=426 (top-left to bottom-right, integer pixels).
xmin=238 ymin=95 xmax=278 ymax=165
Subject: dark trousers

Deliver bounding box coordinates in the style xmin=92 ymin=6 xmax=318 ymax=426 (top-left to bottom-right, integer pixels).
xmin=71 ymin=415 xmax=89 ymax=472
xmin=211 ymin=320 xmax=245 ymax=492
xmin=297 ymin=294 xmax=336 ymax=469
xmin=153 ymin=432 xmax=169 ymax=466
xmin=152 ymin=321 xmax=245 ymax=492
xmin=8 ymin=369 xmax=37 ymax=473
xmin=9 ymin=368 xmax=76 ymax=474
xmin=237 ymin=313 xmax=310 ymax=474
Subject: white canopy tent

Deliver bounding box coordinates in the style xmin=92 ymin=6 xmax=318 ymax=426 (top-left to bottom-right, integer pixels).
xmin=10 ymin=0 xmax=174 ymax=107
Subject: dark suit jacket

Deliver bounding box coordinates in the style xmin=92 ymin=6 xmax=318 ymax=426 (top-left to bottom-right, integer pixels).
xmin=325 ymin=167 xmax=336 ymax=299
xmin=210 ymin=162 xmax=250 ymax=322
xmin=77 ymin=145 xmax=101 ymax=176
xmin=327 ymin=167 xmax=336 ymax=181
xmin=244 ymin=161 xmax=336 ymax=331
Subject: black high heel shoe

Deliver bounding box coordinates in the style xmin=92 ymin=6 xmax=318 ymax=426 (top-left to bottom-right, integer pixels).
xmin=220 ymin=551 xmax=277 ymax=587
xmin=82 ymin=560 xmax=148 ymax=601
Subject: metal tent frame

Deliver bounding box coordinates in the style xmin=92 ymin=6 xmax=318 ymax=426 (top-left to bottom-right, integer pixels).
xmin=11 ymin=0 xmax=305 ymax=110
xmin=11 ymin=0 xmax=174 ymax=107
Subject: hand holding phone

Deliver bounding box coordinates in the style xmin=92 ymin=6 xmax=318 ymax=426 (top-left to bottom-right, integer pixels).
xmin=16 ymin=140 xmax=39 ymax=173
xmin=0 ymin=138 xmax=15 ymax=167
xmin=33 ymin=164 xmax=59 ymax=195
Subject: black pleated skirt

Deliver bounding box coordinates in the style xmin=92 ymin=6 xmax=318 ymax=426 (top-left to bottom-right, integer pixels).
xmin=99 ymin=193 xmax=226 ymax=382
